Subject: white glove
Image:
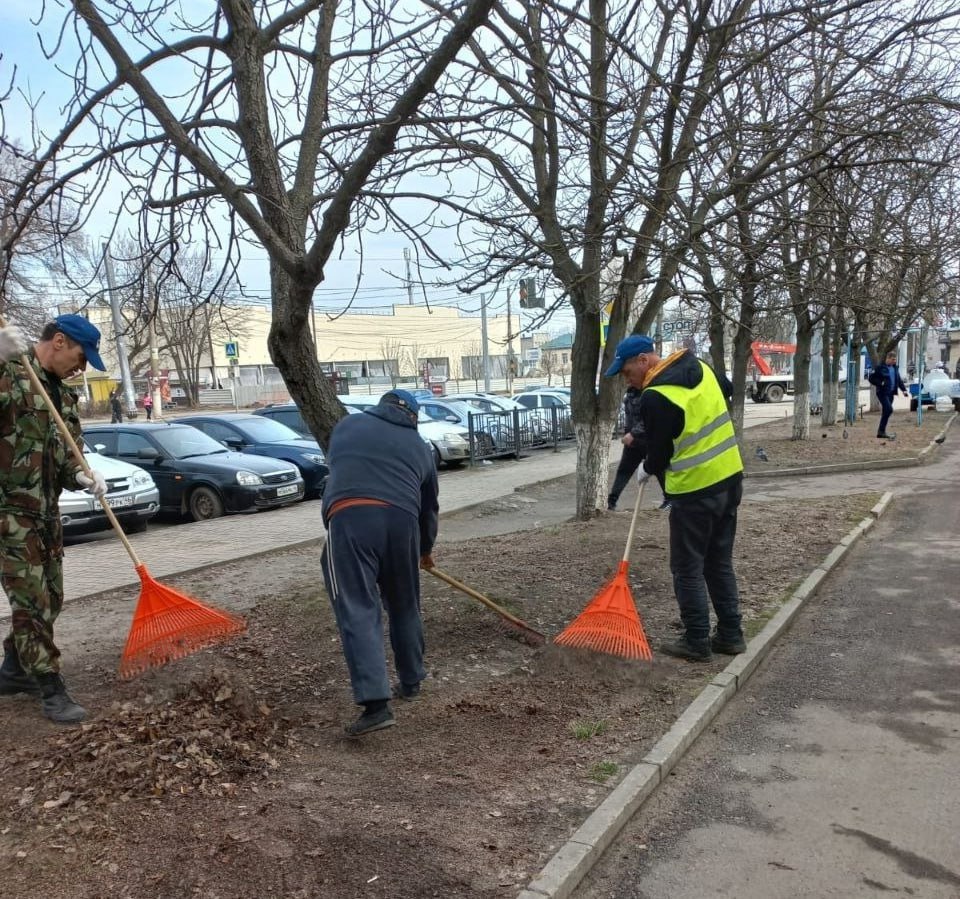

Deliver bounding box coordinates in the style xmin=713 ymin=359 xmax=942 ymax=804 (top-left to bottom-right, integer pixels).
xmin=0 ymin=325 xmax=29 ymax=363
xmin=636 ymin=465 xmax=652 ymax=485
xmin=77 ymin=470 xmax=108 ymax=499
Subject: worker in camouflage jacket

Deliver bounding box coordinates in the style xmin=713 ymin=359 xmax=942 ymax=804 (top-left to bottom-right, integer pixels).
xmin=0 ymin=315 xmax=108 ymax=724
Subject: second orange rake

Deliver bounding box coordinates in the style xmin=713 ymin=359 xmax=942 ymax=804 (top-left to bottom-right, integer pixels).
xmin=553 ymin=482 xmax=653 ymax=660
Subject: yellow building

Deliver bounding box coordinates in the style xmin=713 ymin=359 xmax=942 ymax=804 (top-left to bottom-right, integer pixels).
xmin=86 ymin=302 xmax=519 ymax=391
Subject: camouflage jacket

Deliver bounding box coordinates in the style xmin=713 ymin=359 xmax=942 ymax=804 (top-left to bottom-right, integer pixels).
xmin=0 ymin=350 xmax=85 ymax=522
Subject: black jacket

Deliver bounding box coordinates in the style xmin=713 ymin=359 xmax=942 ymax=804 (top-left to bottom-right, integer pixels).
xmin=638 ymin=350 xmax=742 ymax=499
xmin=868 ymin=362 xmax=906 ymax=398
xmin=622 ymin=387 xmax=647 ymax=450
xmin=321 ymin=403 xmax=439 ymax=554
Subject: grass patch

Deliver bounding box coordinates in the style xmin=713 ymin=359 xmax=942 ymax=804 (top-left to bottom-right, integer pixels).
xmin=571 ymin=720 xmax=608 ymax=740
xmin=589 ymin=761 xmax=618 ymax=784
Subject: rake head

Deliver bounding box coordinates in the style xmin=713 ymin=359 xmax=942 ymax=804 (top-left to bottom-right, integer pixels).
xmin=119 ymin=565 xmax=247 ymax=680
xmin=554 ymin=562 xmax=652 ymax=660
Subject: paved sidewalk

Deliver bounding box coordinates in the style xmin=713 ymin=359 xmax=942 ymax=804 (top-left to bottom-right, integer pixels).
xmin=572 ymin=447 xmax=960 ymax=899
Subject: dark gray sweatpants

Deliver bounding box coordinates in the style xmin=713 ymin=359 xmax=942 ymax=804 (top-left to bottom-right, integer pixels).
xmin=321 ymin=504 xmax=425 ymax=705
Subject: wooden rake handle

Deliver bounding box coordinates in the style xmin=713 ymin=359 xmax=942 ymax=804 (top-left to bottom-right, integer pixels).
xmin=0 ymin=315 xmax=142 ymax=568
xmin=426 ymin=566 xmax=546 ymax=644
xmin=622 ymin=480 xmax=646 ymax=563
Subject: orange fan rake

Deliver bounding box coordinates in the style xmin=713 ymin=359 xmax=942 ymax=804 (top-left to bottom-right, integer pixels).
xmin=118 ymin=563 xmax=246 ymax=680
xmin=4 ymin=315 xmax=246 ymax=679
xmin=554 ymin=483 xmax=653 ymax=660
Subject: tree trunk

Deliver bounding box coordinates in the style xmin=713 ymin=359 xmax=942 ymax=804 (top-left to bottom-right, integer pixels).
xmin=791 ymin=323 xmax=813 ymax=440
xmin=267 ymin=265 xmax=344 ymax=450
xmin=574 ymin=420 xmax=613 ymax=520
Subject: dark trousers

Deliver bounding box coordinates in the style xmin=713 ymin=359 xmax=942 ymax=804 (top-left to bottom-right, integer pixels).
xmin=877 ymin=393 xmax=894 ymax=436
xmin=608 ymin=444 xmax=646 ymax=508
xmin=321 ymin=504 xmax=425 ymax=705
xmin=668 ymin=479 xmax=743 ymax=644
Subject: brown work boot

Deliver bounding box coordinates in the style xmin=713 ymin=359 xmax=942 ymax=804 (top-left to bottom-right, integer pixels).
xmin=36 ymin=673 xmax=87 ymax=724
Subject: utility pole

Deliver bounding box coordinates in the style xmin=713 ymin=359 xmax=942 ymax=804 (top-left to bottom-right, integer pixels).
xmin=404 ymin=248 xmax=414 ymax=305
xmin=102 ymin=242 xmax=138 ymax=418
xmin=146 ymin=271 xmax=163 ymax=420
xmin=480 ymin=293 xmax=491 ymax=392
xmin=506 ymin=286 xmax=516 ymax=393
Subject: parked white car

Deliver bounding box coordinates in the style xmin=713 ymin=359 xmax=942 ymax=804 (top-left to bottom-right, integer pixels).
xmin=61 ymin=445 xmax=160 ymax=534
xmin=341 ymin=396 xmax=470 ymax=467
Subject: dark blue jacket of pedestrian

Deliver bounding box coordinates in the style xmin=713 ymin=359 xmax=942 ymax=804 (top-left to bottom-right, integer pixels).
xmin=869 ymin=360 xmax=906 ymax=399
xmin=320 ymin=394 xmax=440 ymax=711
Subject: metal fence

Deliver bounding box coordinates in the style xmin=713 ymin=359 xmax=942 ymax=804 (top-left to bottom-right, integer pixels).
xmin=465 ymin=406 xmax=576 ymax=463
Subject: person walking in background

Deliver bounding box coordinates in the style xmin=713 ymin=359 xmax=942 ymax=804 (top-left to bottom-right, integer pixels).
xmin=0 ymin=315 xmax=109 ymax=723
xmin=142 ymin=389 xmax=153 ymax=420
xmin=607 ymin=387 xmax=669 ymax=512
xmin=320 ymin=390 xmax=439 ymax=737
xmin=607 ymin=386 xmax=646 ymax=511
xmin=109 ymin=388 xmax=123 ymax=423
xmin=868 ymin=349 xmax=908 ymax=440
xmin=605 ymin=334 xmax=745 ymax=662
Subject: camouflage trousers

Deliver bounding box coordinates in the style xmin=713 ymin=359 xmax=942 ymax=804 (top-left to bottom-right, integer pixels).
xmin=0 ymin=512 xmax=64 ymax=676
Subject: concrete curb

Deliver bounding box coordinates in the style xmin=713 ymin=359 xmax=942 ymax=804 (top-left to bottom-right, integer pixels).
xmin=744 ymin=412 xmax=955 ymax=479
xmin=518 ymin=491 xmax=897 ymax=899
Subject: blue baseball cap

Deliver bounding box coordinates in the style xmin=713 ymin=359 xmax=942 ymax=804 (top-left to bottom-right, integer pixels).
xmin=380 ymin=389 xmax=420 ymax=419
xmin=605 ymin=334 xmax=655 ymax=376
xmin=54 ymin=314 xmax=106 ymax=371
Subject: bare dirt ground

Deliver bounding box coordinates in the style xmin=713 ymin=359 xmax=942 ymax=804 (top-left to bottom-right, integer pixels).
xmin=0 ymin=410 xmax=947 ymax=899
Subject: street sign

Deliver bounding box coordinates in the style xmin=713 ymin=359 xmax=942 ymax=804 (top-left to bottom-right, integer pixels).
xmin=525 ymin=348 xmax=541 ymax=363
xmin=225 ymin=341 xmax=238 ymax=358
xmin=661 ymin=319 xmax=693 ymax=336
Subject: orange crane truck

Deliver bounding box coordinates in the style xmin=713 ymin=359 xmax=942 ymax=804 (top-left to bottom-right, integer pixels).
xmin=747 ymin=341 xmax=796 ymax=403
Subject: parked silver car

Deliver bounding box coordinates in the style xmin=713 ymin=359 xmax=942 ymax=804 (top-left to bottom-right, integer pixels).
xmin=61 ymin=444 xmax=160 ymax=534
xmin=341 ymin=396 xmax=470 ymax=467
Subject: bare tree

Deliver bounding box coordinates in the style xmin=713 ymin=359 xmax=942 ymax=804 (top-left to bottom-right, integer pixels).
xmin=1 ymin=0 xmax=497 ymax=447
xmin=411 ymin=0 xmax=960 ymax=515
xmin=0 ymin=145 xmax=85 ymax=331
xmin=378 ymin=338 xmax=404 ymax=387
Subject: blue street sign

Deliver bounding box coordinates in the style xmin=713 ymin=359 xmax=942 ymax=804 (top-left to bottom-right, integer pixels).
xmin=225 ymin=341 xmax=238 ymax=358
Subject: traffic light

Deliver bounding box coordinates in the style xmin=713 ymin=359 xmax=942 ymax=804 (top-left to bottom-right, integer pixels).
xmin=518 ymin=277 xmax=541 ymax=309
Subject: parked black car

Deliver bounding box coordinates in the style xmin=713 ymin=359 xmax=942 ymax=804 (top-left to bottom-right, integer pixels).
xmin=171 ymin=413 xmax=328 ymax=497
xmin=82 ymin=422 xmax=305 ymax=522
xmin=253 ymin=403 xmax=311 ymax=437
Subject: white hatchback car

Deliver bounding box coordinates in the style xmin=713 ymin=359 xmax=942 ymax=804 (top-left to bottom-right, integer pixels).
xmin=60 ymin=445 xmax=160 ymax=534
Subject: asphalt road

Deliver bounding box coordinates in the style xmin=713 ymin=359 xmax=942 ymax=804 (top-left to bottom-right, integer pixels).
xmin=574 ymin=441 xmax=960 ymax=898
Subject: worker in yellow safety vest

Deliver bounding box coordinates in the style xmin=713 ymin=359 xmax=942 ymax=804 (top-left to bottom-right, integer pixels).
xmin=605 ymin=334 xmax=745 ymax=662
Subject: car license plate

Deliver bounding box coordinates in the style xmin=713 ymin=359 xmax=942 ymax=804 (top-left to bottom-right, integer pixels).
xmin=105 ymin=495 xmax=134 ymax=509
xmin=276 ymin=484 xmax=299 ymax=497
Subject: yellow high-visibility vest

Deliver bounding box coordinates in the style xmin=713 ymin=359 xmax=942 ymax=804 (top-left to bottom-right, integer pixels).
xmin=645 ymin=362 xmax=743 ymax=495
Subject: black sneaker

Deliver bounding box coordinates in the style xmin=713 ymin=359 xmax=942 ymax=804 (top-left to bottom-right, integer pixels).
xmin=658 ymin=500 xmax=671 ymax=511
xmin=659 ymin=637 xmax=712 ymax=662
xmin=711 ymin=634 xmax=747 ymax=655
xmin=392 ymin=682 xmax=421 ymax=701
xmin=344 ymin=706 xmax=396 ymax=737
